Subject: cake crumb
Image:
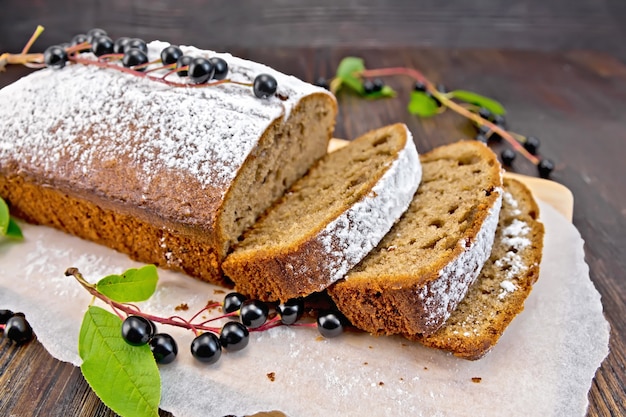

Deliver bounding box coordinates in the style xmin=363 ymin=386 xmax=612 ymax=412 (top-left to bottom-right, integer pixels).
xmin=363 ymin=362 xmax=368 ymax=365
xmin=368 ymin=345 xmax=373 ymax=349
xmin=423 ymin=367 xmax=428 ymax=370
xmin=267 ymin=372 xmax=276 ymax=382
xmin=213 ymin=289 xmax=225 ymax=294
xmin=174 ymin=303 xmax=189 ymax=311
xmin=315 ymin=336 xmax=324 ymax=342
xmin=378 ymin=381 xmax=384 ymax=386
xmin=471 ymin=377 xmax=482 ymax=383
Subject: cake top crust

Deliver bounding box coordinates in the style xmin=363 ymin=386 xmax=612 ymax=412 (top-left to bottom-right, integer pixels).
xmin=0 ymin=41 xmax=331 ymax=232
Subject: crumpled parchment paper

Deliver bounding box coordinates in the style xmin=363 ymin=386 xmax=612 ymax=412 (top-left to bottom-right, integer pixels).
xmin=0 ymin=201 xmax=610 ymax=417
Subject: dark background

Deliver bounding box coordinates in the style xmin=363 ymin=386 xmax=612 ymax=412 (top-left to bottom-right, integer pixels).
xmin=1 ymin=0 xmax=626 ymax=62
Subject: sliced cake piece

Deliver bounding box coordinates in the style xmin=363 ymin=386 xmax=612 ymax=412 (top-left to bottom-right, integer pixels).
xmin=222 ymin=124 xmax=421 ymax=302
xmin=409 ymin=177 xmax=544 ymax=359
xmin=328 ymin=141 xmax=503 ymax=336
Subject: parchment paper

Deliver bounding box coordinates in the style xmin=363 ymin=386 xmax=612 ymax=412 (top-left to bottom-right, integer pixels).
xmin=0 ymin=201 xmax=610 ymax=417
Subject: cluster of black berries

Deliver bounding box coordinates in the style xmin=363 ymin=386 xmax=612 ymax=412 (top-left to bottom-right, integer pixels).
xmin=121 ymin=292 xmax=346 ymax=365
xmin=0 ymin=309 xmax=33 ymax=345
xmin=42 ymin=28 xmax=278 ymax=99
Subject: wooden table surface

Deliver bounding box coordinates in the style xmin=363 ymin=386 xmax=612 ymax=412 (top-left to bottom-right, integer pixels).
xmin=0 ymin=46 xmax=624 ymax=417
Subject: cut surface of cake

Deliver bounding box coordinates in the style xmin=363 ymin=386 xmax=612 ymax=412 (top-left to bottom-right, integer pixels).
xmin=410 ymin=177 xmax=544 ymax=359
xmin=0 ymin=41 xmax=337 ymax=285
xmin=328 ymin=140 xmax=503 ymax=336
xmin=223 ymin=124 xmax=421 ymax=302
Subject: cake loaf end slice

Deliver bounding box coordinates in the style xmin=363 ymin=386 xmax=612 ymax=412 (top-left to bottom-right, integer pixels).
xmin=328 ymin=141 xmax=503 ymax=336
xmin=409 ymin=177 xmax=544 ymax=359
xmin=223 ymin=124 xmax=421 ymax=302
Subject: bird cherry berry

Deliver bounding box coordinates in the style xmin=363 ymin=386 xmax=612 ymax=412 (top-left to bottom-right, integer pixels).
xmin=278 ymin=298 xmax=304 ymax=325
xmin=188 ymin=57 xmax=215 ymax=84
xmin=91 ymin=35 xmax=114 ymax=57
xmin=537 ymin=158 xmax=555 ymax=178
xmin=363 ymin=79 xmax=375 ymax=94
xmin=239 ymin=300 xmax=269 ymax=329
xmin=501 ymin=148 xmax=516 ymax=166
xmin=478 ymin=107 xmax=491 ymax=120
xmin=4 ymin=315 xmax=33 ymax=345
xmin=150 ymin=333 xmax=178 ymax=364
xmin=314 ymin=77 xmax=330 ymax=90
xmin=524 ymin=136 xmax=541 ymax=155
xmin=175 ymin=55 xmax=193 ymax=77
xmin=191 ymin=332 xmax=222 ymax=364
xmin=0 ymin=309 xmax=14 ymax=324
xmin=253 ymin=74 xmax=278 ymax=98
xmin=122 ymin=49 xmax=149 ymax=71
xmin=126 ymin=38 xmax=148 ymax=54
xmin=113 ymin=37 xmax=131 ymax=54
xmin=86 ymin=28 xmax=108 ymax=44
xmin=317 ymin=310 xmax=345 ymax=338
xmin=121 ymin=315 xmax=155 ymax=346
xmin=209 ymin=57 xmax=228 ymax=80
xmin=372 ymin=78 xmax=384 ymax=92
xmin=160 ymin=46 xmax=183 ymax=66
xmin=223 ymin=292 xmax=246 ymax=314
xmin=474 ymin=133 xmax=488 ymax=145
xmin=43 ymin=45 xmax=69 ymax=69
xmin=219 ymin=321 xmax=249 ymax=352
xmin=414 ymin=81 xmax=426 ymax=92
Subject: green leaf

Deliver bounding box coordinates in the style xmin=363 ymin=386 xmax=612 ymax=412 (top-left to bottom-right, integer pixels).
xmin=96 ymin=265 xmax=158 ymax=303
xmin=5 ymin=218 xmax=23 ymax=240
xmin=0 ymin=197 xmax=9 ymax=235
xmin=364 ymin=85 xmax=397 ymax=99
xmin=79 ymin=306 xmax=160 ymax=417
xmin=335 ymin=56 xmax=366 ymax=94
xmin=407 ymin=91 xmax=440 ymax=117
xmin=450 ymin=90 xmax=506 ymax=115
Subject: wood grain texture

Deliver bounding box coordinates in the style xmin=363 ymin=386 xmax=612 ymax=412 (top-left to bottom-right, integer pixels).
xmin=1 ymin=0 xmax=626 ymax=61
xmin=0 ymin=46 xmax=624 ymax=416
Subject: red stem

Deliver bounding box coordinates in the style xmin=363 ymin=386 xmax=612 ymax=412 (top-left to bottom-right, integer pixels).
xmin=360 ymin=67 xmax=540 ymax=165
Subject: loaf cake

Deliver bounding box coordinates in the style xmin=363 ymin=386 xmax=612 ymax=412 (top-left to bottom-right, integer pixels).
xmin=0 ymin=41 xmax=337 ymax=285
xmin=328 ymin=141 xmax=503 ymax=336
xmin=410 ymin=177 xmax=544 ymax=359
xmin=223 ymin=124 xmax=421 ymax=302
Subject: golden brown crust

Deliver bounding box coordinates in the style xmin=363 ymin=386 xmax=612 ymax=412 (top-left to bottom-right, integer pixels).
xmin=409 ymin=178 xmax=544 ymax=359
xmin=328 ymin=141 xmax=504 ymax=336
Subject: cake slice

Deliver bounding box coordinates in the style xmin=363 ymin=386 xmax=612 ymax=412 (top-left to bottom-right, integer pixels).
xmin=328 ymin=141 xmax=503 ymax=336
xmin=222 ymin=124 xmax=421 ymax=302
xmin=409 ymin=177 xmax=544 ymax=359
xmin=0 ymin=41 xmax=337 ymax=285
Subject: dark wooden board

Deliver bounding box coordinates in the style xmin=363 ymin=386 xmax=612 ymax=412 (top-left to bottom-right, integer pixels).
xmin=1 ymin=47 xmax=624 ymax=417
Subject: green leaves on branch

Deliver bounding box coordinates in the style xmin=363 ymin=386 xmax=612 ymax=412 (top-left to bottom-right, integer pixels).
xmin=449 ymin=90 xmax=506 ymax=116
xmin=0 ymin=197 xmax=23 ymax=240
xmin=79 ymin=306 xmax=161 ymax=417
xmin=96 ymin=265 xmax=158 ymax=303
xmin=333 ymin=57 xmax=396 ymax=98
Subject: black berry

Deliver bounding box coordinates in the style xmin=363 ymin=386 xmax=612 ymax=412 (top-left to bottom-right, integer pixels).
xmin=474 ymin=133 xmax=488 ymax=144
xmin=188 ymin=57 xmax=215 ymax=84
xmin=314 ymin=77 xmax=329 ymax=90
xmin=160 ymin=45 xmax=183 ymax=65
xmin=436 ymin=83 xmax=447 ymax=93
xmin=240 ymin=300 xmax=269 ymax=329
xmin=537 ymin=159 xmax=555 ymax=178
xmin=86 ymin=28 xmax=108 ymax=44
xmin=426 ymin=91 xmax=441 ymax=107
xmin=43 ymin=45 xmax=68 ymax=69
xmin=91 ymin=35 xmax=114 ymax=57
xmin=501 ymin=149 xmax=516 ymax=166
xmin=477 ymin=124 xmax=491 ymax=136
xmin=150 ymin=333 xmax=178 ymax=364
xmin=121 ymin=315 xmax=155 ymax=346
xmin=278 ymin=298 xmax=304 ymax=325
xmin=253 ymin=74 xmax=278 ymax=98
xmin=492 ymin=114 xmax=507 ymax=128
xmin=223 ymin=292 xmax=247 ymax=314
xmin=317 ymin=310 xmax=344 ymax=338
xmin=122 ymin=49 xmax=149 ymax=71
xmin=362 ymin=79 xmax=375 ymax=94
xmin=219 ymin=321 xmax=249 ymax=352
xmin=126 ymin=38 xmax=148 ymax=54
xmin=372 ymin=78 xmax=384 ymax=92
xmin=414 ymin=81 xmax=426 ymax=92
xmin=478 ymin=107 xmax=491 ymax=120
xmin=524 ymin=136 xmax=541 ymax=155
xmin=5 ymin=315 xmax=33 ymax=345
xmin=71 ymin=34 xmax=90 ymax=52
xmin=176 ymin=55 xmax=193 ymax=77
xmin=209 ymin=57 xmax=228 ymax=80
xmin=113 ymin=37 xmax=131 ymax=54
xmin=191 ymin=332 xmax=222 ymax=364
xmin=0 ymin=309 xmax=14 ymax=324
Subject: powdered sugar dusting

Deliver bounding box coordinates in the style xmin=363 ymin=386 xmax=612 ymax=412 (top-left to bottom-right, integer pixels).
xmin=416 ymin=188 xmax=503 ymax=333
xmin=0 ymin=41 xmax=331 ymax=220
xmin=317 ymin=126 xmax=421 ymax=289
